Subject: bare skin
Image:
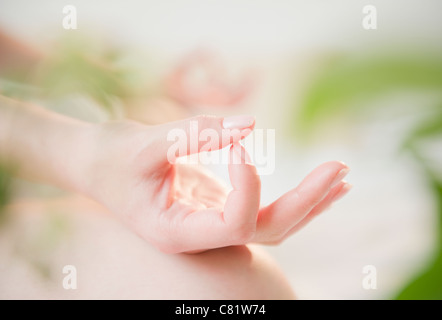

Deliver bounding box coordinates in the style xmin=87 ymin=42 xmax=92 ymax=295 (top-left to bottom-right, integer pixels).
xmin=0 ymin=195 xmax=295 ymax=299
xmin=0 ymin=96 xmax=351 ymax=253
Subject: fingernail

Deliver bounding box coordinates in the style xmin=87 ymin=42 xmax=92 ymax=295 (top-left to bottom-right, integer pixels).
xmin=331 ymin=168 xmax=350 ymax=188
xmin=223 ymin=115 xmax=255 ymax=129
xmin=231 ymin=143 xmax=253 ymax=165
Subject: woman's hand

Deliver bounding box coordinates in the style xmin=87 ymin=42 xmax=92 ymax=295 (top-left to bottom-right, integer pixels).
xmin=84 ymin=115 xmax=351 ymax=253
xmin=0 ymin=96 xmax=351 ymax=254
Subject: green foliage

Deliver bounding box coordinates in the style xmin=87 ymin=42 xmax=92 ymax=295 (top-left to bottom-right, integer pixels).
xmin=0 ymin=163 xmax=13 ymax=226
xmin=1 ymin=35 xmax=137 ymax=117
xmin=294 ymin=51 xmax=442 ymax=299
xmin=296 ymin=52 xmax=442 ymax=135
xmin=37 ymin=36 xmax=135 ymax=115
xmin=397 ymin=179 xmax=442 ymax=300
xmin=403 ymin=105 xmax=442 ymax=151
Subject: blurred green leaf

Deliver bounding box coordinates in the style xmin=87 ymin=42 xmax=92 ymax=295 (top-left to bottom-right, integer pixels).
xmin=2 ymin=34 xmax=138 ymax=117
xmin=0 ymin=163 xmax=13 ymax=226
xmin=296 ymin=53 xmax=442 ymax=136
xmin=38 ymin=37 xmax=134 ymax=115
xmin=397 ymin=256 xmax=442 ymax=300
xmin=397 ymin=179 xmax=442 ymax=300
xmin=294 ymin=50 xmax=442 ymax=299
xmin=402 ymin=105 xmax=442 ymax=151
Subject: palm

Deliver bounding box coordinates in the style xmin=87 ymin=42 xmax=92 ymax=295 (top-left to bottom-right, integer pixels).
xmin=136 ymin=162 xmax=233 ymax=253
xmin=172 ymin=164 xmax=228 ymax=211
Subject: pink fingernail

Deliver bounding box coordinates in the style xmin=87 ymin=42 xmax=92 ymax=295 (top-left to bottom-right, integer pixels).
xmin=231 ymin=143 xmax=253 ymax=165
xmin=222 ymin=115 xmax=255 ymax=129
xmin=331 ymin=168 xmax=350 ymax=188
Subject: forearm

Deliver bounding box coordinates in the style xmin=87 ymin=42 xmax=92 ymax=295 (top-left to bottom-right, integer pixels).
xmin=0 ymin=95 xmax=96 ymax=193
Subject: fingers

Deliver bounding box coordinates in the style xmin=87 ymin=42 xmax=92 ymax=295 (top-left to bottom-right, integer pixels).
xmin=254 ymin=161 xmax=349 ymax=242
xmin=156 ymin=115 xmax=255 ymax=164
xmin=258 ymin=181 xmax=352 ymax=245
xmin=157 ymin=158 xmax=351 ymax=253
xmin=286 ymin=181 xmax=352 ymax=236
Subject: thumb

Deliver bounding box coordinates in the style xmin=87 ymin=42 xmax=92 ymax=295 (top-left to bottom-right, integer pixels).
xmin=156 ymin=115 xmax=255 ymax=164
xmin=223 ymin=143 xmax=261 ymax=240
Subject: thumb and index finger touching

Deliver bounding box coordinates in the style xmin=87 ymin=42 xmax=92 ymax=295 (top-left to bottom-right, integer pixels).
xmin=152 ymin=114 xmax=351 ymax=251
xmin=158 ymin=114 xmax=262 ymax=240
xmin=156 ymin=114 xmax=255 ymax=164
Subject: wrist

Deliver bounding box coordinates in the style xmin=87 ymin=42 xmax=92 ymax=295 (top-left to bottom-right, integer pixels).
xmin=74 ymin=120 xmax=149 ymax=204
xmin=63 ymin=122 xmax=101 ymax=196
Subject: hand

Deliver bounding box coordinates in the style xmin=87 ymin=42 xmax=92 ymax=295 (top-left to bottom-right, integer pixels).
xmin=84 ymin=115 xmax=351 ymax=253
xmin=0 ymin=97 xmax=350 ymax=253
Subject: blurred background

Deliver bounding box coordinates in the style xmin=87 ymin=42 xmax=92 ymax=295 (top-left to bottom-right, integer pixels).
xmin=1 ymin=0 xmax=441 ymax=299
